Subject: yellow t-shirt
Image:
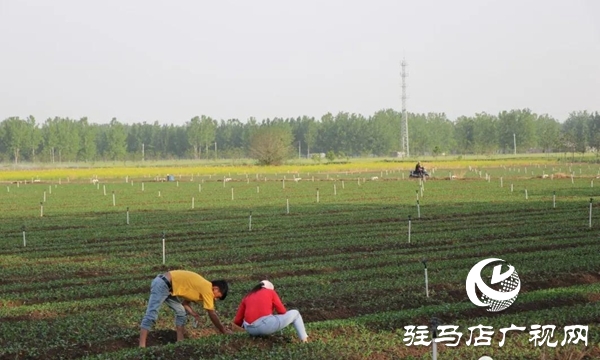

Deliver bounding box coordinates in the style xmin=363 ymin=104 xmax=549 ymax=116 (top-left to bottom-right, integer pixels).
xmin=170 ymin=270 xmax=215 ymax=310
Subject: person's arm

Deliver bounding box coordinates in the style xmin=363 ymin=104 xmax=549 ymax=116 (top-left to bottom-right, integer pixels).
xmin=182 ymin=300 xmax=201 ymax=322
xmin=272 ymin=291 xmax=287 ymax=314
xmin=207 ymin=309 xmax=232 ymax=334
xmin=233 ymin=299 xmax=246 ymax=327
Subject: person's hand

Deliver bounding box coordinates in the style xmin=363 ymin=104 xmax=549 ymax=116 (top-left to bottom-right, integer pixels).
xmin=230 ymin=322 xmax=245 ymax=332
xmin=192 ymin=314 xmax=201 ymax=328
xmin=222 ymin=328 xmax=234 ymax=335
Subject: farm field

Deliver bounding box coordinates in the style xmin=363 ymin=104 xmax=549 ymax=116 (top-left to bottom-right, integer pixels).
xmin=0 ymin=161 xmax=599 ymax=359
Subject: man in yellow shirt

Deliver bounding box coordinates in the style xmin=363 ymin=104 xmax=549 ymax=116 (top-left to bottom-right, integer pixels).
xmin=139 ymin=270 xmax=232 ymax=347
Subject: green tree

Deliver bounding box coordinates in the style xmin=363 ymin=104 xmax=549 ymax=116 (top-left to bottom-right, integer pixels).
xmin=408 ymin=113 xmax=429 ymax=155
xmin=23 ymin=116 xmax=42 ymax=162
xmin=187 ymin=116 xmax=202 ymax=159
xmin=0 ymin=117 xmax=28 ymax=163
xmin=472 ymin=112 xmax=498 ymax=155
xmin=326 ymin=150 xmax=336 ymax=162
xmin=535 ymin=114 xmax=560 ymax=153
xmin=563 ymin=111 xmax=591 ymax=155
xmin=106 ymin=118 xmax=127 ymax=161
xmin=454 ymin=116 xmax=475 ymax=154
xmin=426 ymin=113 xmax=455 ymax=155
xmin=370 ymin=109 xmax=400 ymax=156
xmin=588 ymin=112 xmax=600 ymax=157
xmin=249 ymin=126 xmax=293 ymax=165
xmin=498 ymin=109 xmax=536 ymax=153
xmin=77 ymin=117 xmax=97 ymax=162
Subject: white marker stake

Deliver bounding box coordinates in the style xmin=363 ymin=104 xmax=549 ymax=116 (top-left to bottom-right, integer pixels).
xmin=592 ymin=180 xmax=594 ymax=188
xmin=192 ymin=197 xmax=195 ymax=209
xmin=334 ymin=184 xmax=337 ymax=196
xmin=49 ymin=185 xmax=52 ymax=194
xmin=500 ymin=177 xmax=503 ymax=187
xmin=416 ymin=190 xmax=419 ymax=201
xmin=158 ymin=191 xmax=161 ymax=197
xmin=525 ymin=189 xmax=528 ymax=200
xmin=425 ymin=268 xmax=429 ymax=298
xmin=408 ymin=216 xmax=412 ymax=244
xmin=286 ymin=198 xmax=290 ymax=214
xmin=282 ymin=179 xmax=285 ymax=189
xmin=126 ymin=176 xmax=128 ymax=183
xmin=126 ymin=207 xmax=130 ymax=225
xmin=511 ymin=184 xmax=514 ymax=193
xmin=571 ymin=174 xmax=574 ymax=184
xmin=22 ymin=229 xmax=26 ymax=247
xmin=247 ymin=178 xmax=249 ymax=184
xmin=43 ymin=191 xmax=46 ymax=202
xmin=142 ymin=182 xmax=145 ymax=192
xmin=553 ymin=191 xmax=556 ymax=208
xmin=177 ymin=181 xmax=179 ymax=187
xmin=162 ymin=234 xmax=166 ymax=265
xmin=40 ymin=202 xmax=43 ymax=217
xmin=231 ymin=187 xmax=234 ymax=200
xmin=589 ymin=198 xmax=593 ymax=229
xmin=248 ymin=211 xmax=252 ymax=231
xmin=6 ymin=186 xmax=9 ymax=192
xmin=417 ymin=200 xmax=421 ymax=219
xmin=257 ymin=186 xmax=259 ymax=194
xmin=316 ymin=189 xmax=320 ymax=203
xmin=103 ymin=185 xmax=106 ymax=196
xmin=342 ymin=180 xmax=345 ymax=189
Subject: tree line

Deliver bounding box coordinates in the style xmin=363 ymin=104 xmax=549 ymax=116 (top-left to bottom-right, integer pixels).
xmin=0 ymin=109 xmax=598 ymax=164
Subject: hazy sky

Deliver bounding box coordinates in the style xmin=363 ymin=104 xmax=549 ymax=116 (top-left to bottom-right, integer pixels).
xmin=1 ymin=0 xmax=599 ymax=125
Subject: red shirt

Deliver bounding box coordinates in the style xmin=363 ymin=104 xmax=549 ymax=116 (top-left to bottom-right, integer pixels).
xmin=233 ymin=288 xmax=287 ymax=326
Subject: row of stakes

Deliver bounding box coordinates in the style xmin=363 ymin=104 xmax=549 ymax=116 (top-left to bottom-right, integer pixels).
xmin=26 ymin=179 xmax=596 ymax=254
xmin=36 ymin=179 xmax=354 ymax=215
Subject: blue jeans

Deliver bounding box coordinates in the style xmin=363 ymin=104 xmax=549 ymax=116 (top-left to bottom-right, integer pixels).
xmin=140 ymin=275 xmax=187 ymax=330
xmin=244 ymin=310 xmax=308 ymax=341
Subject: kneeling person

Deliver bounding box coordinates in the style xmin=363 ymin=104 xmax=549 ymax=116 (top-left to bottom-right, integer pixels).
xmin=233 ymin=280 xmax=308 ymax=342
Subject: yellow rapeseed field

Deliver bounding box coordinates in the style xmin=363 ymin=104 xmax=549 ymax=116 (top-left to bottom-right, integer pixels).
xmin=0 ymin=155 xmax=569 ymax=182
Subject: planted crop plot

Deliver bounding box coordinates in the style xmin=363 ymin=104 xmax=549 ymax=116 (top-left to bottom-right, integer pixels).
xmin=0 ymin=163 xmax=599 ymax=359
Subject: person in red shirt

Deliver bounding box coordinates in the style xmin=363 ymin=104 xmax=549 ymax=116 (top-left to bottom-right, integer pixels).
xmin=233 ymin=280 xmax=308 ymax=342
